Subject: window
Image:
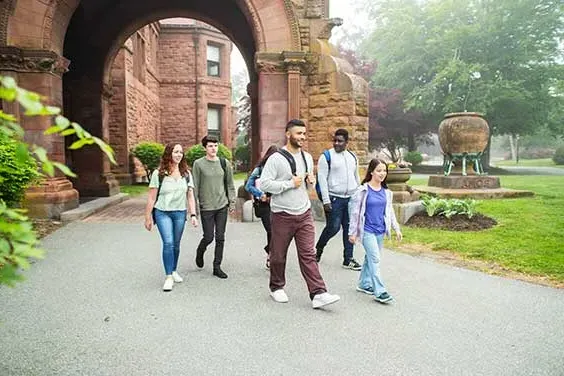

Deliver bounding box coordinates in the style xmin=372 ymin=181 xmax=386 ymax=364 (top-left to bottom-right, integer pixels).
xmin=133 ymin=33 xmax=146 ymax=83
xmin=207 ymin=44 xmax=221 ymax=77
xmin=207 ymin=106 xmax=221 ymax=140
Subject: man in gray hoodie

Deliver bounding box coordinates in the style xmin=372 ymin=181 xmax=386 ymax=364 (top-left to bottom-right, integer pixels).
xmin=315 ymin=128 xmax=361 ymax=270
xmin=260 ymin=119 xmax=340 ymax=309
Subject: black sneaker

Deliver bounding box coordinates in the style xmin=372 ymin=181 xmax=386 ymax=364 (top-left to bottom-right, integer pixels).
xmin=213 ymin=268 xmax=228 ymax=279
xmin=342 ymin=259 xmax=362 ymax=271
xmin=315 ymin=248 xmax=323 ymax=262
xmin=374 ymin=292 xmax=393 ymax=303
xmin=195 ymin=251 xmax=204 ymax=269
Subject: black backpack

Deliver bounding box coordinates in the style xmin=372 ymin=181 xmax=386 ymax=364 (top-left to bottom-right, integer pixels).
xmin=277 ymin=149 xmax=308 ymax=175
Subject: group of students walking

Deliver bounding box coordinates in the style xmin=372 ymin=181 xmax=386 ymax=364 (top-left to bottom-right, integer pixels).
xmin=144 ymin=120 xmax=402 ymax=308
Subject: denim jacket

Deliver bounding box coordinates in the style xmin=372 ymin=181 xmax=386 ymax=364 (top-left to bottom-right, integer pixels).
xmin=348 ymin=183 xmax=401 ymax=242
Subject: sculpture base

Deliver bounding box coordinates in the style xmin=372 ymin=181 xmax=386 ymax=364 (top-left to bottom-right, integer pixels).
xmin=429 ymin=175 xmax=500 ymax=189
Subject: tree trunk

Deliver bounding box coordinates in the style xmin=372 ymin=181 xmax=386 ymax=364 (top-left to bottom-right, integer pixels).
xmin=508 ymin=134 xmax=516 ymax=161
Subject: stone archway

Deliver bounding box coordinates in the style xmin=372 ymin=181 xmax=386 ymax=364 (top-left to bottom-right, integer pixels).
xmin=0 ymin=0 xmax=368 ymax=218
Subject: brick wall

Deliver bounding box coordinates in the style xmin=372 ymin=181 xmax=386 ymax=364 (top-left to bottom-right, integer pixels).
xmin=108 ymin=21 xmax=233 ymax=181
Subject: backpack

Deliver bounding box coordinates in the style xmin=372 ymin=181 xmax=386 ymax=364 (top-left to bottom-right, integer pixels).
xmin=219 ymin=157 xmax=229 ymax=200
xmin=315 ymin=149 xmax=357 ymax=201
xmin=277 ymin=149 xmax=308 ymax=176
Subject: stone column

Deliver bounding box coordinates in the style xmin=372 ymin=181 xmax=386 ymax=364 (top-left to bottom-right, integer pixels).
xmin=283 ymin=51 xmax=306 ymax=121
xmin=0 ymin=47 xmax=80 ymax=218
xmin=255 ymin=53 xmax=288 ymax=158
xmin=65 ymin=75 xmax=119 ymax=197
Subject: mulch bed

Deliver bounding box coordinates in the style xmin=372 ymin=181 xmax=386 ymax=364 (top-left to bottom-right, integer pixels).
xmin=406 ymin=212 xmax=497 ymax=231
xmin=32 ymin=219 xmax=64 ymax=239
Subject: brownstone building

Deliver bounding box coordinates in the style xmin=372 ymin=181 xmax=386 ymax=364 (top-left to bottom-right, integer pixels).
xmin=109 ymin=19 xmax=233 ymax=184
xmin=0 ymin=0 xmax=369 ymax=218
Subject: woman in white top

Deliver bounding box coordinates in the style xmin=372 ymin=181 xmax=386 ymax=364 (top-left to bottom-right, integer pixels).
xmin=144 ymin=143 xmax=198 ymax=291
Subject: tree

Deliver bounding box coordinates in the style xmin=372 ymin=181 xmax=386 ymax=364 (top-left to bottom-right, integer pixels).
xmin=359 ymin=0 xmax=564 ymax=164
xmin=339 ymin=46 xmax=435 ymax=158
xmin=0 ymin=76 xmax=115 ymax=287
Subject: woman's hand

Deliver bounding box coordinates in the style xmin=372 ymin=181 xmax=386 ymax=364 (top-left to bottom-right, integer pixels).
xmin=348 ymin=235 xmax=356 ymax=244
xmin=396 ymin=231 xmax=403 ymax=241
xmin=190 ymin=216 xmax=199 ymax=227
xmin=144 ymin=216 xmax=153 ymax=231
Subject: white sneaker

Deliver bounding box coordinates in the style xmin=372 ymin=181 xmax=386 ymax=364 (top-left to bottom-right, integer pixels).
xmin=162 ymin=277 xmax=174 ymax=291
xmin=270 ymin=289 xmax=289 ymax=303
xmin=172 ymin=271 xmax=183 ymax=283
xmin=312 ymin=292 xmax=340 ymax=309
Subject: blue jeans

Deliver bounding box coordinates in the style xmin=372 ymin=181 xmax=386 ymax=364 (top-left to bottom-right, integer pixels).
xmin=359 ymin=232 xmax=387 ymax=295
xmin=154 ymin=209 xmax=187 ymax=275
xmin=316 ymin=196 xmax=354 ymax=264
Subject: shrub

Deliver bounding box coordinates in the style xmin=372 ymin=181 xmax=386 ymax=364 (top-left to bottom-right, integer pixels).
xmin=234 ymin=144 xmax=250 ymax=171
xmin=131 ymin=142 xmax=164 ymax=179
xmin=405 ymin=151 xmax=423 ymax=166
xmin=422 ymin=195 xmax=478 ymax=219
xmin=185 ymin=143 xmax=232 ymax=166
xmin=0 ymin=134 xmax=38 ymax=206
xmin=553 ymin=146 xmax=564 ymax=165
xmin=520 ymin=148 xmax=555 ymax=159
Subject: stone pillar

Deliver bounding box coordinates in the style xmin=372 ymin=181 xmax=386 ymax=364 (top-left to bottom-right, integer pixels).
xmin=255 ymin=53 xmax=288 ymax=158
xmin=283 ymin=51 xmax=306 ymax=121
xmin=62 ymin=71 xmax=120 ymax=197
xmin=0 ymin=47 xmax=80 ymax=219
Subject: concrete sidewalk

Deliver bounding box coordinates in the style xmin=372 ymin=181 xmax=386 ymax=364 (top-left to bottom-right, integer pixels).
xmin=0 ymin=214 xmax=563 ymax=375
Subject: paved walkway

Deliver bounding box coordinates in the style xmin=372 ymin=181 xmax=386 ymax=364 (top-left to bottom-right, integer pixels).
xmin=1 ymin=197 xmax=563 ymax=376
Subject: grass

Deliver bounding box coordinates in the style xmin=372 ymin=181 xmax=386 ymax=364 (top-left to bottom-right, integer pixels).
xmin=402 ymin=175 xmax=564 ymax=284
xmin=120 ymin=184 xmax=149 ymax=197
xmin=494 ymin=158 xmax=564 ymax=168
xmin=233 ymin=172 xmax=247 ymax=181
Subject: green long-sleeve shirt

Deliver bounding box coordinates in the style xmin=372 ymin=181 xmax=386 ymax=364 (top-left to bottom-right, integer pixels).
xmin=192 ymin=157 xmax=236 ymax=211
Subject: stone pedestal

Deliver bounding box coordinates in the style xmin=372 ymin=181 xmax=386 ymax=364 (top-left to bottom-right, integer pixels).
xmin=23 ymin=178 xmax=79 ymax=219
xmin=428 ymin=175 xmax=500 ymax=189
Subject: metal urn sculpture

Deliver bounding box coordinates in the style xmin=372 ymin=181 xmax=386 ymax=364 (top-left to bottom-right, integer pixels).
xmin=439 ymin=112 xmax=489 ymax=176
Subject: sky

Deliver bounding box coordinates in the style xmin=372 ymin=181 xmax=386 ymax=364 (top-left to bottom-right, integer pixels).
xmin=231 ymin=0 xmax=360 ymax=76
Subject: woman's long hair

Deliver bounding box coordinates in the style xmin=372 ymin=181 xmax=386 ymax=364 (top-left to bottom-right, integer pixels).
xmin=361 ymin=158 xmax=389 ymax=188
xmin=257 ymin=145 xmax=279 ymax=169
xmin=158 ymin=143 xmax=189 ymax=177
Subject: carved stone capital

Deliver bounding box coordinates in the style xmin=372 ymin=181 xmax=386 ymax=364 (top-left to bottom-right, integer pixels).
xmin=0 ymin=47 xmax=70 ymax=75
xmin=255 ymin=52 xmax=285 ymax=74
xmin=282 ymin=51 xmax=307 ymax=74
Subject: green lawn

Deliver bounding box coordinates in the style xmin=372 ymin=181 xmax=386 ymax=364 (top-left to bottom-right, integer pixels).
xmin=402 ymin=175 xmax=564 ymax=284
xmin=494 ymin=158 xmax=564 ymax=168
xmin=120 ymin=184 xmax=149 ymax=197
xmin=233 ymin=172 xmax=247 ymax=181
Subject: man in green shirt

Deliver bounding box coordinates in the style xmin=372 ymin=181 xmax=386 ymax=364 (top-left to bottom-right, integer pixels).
xmin=192 ymin=135 xmax=236 ymax=279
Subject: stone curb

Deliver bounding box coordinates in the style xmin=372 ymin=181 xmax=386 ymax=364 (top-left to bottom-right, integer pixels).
xmin=60 ymin=193 xmax=130 ymax=222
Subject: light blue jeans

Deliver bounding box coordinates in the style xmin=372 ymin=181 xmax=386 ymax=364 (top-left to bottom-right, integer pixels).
xmin=154 ymin=209 xmax=187 ymax=275
xmin=359 ymin=232 xmax=387 ymax=296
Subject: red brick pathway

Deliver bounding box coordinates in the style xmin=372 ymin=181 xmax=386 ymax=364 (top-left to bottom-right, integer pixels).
xmin=82 ymin=195 xmax=147 ymax=223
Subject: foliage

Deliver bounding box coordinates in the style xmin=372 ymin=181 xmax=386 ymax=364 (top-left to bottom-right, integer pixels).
xmin=234 ymin=144 xmax=250 ymax=171
xmin=339 ymin=47 xmax=435 ymax=158
xmin=422 ymin=195 xmax=478 ymax=219
xmin=185 ymin=143 xmax=232 ymax=166
xmin=361 ymin=0 xmax=564 ymax=138
xmin=131 ymin=142 xmax=165 ymax=179
xmin=0 ymin=76 xmax=115 ymax=287
xmin=402 ymin=176 xmax=564 ymax=284
xmin=0 ymin=134 xmax=39 ymax=206
xmin=553 ymin=146 xmax=564 ymax=165
xmin=404 ymin=151 xmax=423 ymax=166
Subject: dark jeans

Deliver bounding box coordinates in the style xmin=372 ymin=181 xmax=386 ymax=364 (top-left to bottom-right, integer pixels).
xmin=270 ymin=209 xmax=327 ymax=299
xmin=154 ymin=209 xmax=187 ymax=275
xmin=260 ymin=206 xmax=272 ymax=254
xmin=196 ymin=206 xmax=228 ymax=268
xmin=316 ymin=196 xmax=354 ymax=264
